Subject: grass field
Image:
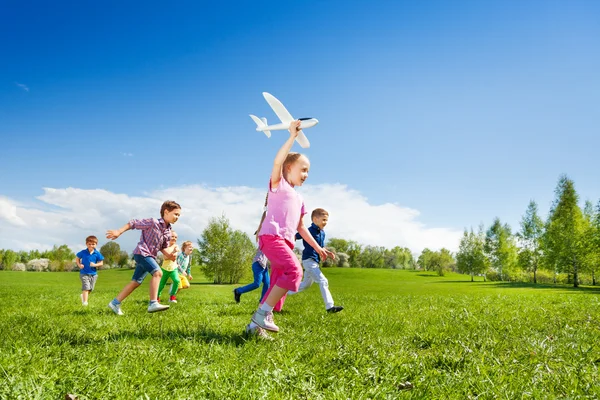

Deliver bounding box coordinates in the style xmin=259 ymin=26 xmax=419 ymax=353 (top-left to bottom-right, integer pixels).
xmin=1 ymin=268 xmax=600 ymax=399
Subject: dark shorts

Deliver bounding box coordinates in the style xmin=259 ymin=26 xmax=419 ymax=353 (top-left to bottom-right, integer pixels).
xmin=131 ymin=254 xmax=161 ymax=284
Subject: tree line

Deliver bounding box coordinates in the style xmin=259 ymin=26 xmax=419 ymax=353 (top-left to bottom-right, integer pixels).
xmin=2 ymin=174 xmax=596 ymax=287
xmin=456 ymin=175 xmax=600 ymax=287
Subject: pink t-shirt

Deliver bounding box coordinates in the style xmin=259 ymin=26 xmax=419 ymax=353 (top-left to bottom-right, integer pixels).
xmin=258 ymin=175 xmax=306 ymax=244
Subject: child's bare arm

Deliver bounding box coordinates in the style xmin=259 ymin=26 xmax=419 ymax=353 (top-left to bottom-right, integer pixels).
xmin=106 ymin=223 xmax=131 ymax=240
xmin=161 ymin=247 xmax=177 ymax=261
xmin=76 ymin=257 xmax=83 ymax=269
xmin=270 ymin=120 xmax=301 ymax=190
xmin=90 ymin=260 xmax=103 ymax=267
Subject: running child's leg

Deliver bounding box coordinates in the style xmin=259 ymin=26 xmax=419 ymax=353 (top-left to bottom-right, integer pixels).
xmin=307 ymin=261 xmax=334 ymax=310
xmin=252 ymin=236 xmax=302 ymax=331
xmin=259 ymin=268 xmax=270 ymax=302
xmin=169 ymin=272 xmax=180 ymax=297
xmin=157 ymin=268 xmax=170 ymax=299
xmin=237 ymin=262 xmax=263 ymax=294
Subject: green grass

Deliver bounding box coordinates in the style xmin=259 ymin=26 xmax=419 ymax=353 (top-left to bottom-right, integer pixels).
xmin=1 ymin=268 xmax=600 ymax=399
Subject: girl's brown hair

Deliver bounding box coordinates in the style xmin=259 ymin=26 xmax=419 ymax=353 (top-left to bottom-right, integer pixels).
xmin=181 ymin=241 xmax=193 ymax=251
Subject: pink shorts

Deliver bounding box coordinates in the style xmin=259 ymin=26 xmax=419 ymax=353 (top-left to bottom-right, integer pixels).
xmin=259 ymin=234 xmax=303 ymax=292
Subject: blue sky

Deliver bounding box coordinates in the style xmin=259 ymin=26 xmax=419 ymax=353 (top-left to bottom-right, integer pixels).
xmin=1 ymin=0 xmax=599 ymax=252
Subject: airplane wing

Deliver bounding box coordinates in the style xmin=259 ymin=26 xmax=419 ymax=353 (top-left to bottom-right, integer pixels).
xmin=263 ymin=92 xmax=294 ymax=123
xmin=296 ymin=130 xmax=310 ymax=148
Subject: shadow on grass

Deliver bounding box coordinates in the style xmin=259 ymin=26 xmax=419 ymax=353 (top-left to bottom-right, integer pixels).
xmin=434 ymin=280 xmax=600 ymax=293
xmin=57 ymin=326 xmax=254 ymax=347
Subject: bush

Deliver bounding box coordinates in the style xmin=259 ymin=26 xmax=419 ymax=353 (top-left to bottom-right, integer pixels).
xmin=485 ymin=269 xmax=502 ymax=281
xmin=27 ymin=259 xmax=50 ymax=272
xmin=12 ymin=262 xmax=26 ymax=272
xmin=337 ymin=252 xmax=350 ymax=268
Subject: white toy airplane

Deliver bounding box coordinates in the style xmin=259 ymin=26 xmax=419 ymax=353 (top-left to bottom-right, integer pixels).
xmin=249 ymin=92 xmax=318 ymax=148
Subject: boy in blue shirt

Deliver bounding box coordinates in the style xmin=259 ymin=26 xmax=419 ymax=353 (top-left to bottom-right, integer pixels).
xmin=76 ymin=235 xmax=104 ymax=306
xmin=292 ymin=208 xmax=343 ymax=313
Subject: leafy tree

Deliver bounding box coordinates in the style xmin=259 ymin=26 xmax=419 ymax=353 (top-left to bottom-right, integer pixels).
xmin=544 ymin=175 xmax=585 ymax=287
xmin=197 ymin=215 xmax=255 ymax=284
xmin=100 ymin=241 xmax=122 ymax=267
xmin=456 ymin=227 xmax=487 ymax=281
xmin=1 ymin=249 xmax=17 ymax=270
xmin=430 ymin=248 xmax=455 ymax=276
xmin=385 ymin=246 xmax=414 ymax=269
xmin=516 ymin=200 xmax=544 ymax=283
xmin=359 ymin=246 xmax=387 ymax=268
xmin=581 ymin=200 xmax=599 ymax=285
xmin=485 ymin=218 xmax=518 ymax=281
xmin=328 ymin=238 xmax=362 ymax=268
xmin=591 ymin=200 xmax=600 ymax=285
xmin=418 ymin=248 xmax=434 ymax=271
xmin=28 ymin=249 xmax=42 ymax=260
xmin=43 ymin=245 xmax=75 ymax=262
xmin=327 ymin=238 xmax=350 ymax=254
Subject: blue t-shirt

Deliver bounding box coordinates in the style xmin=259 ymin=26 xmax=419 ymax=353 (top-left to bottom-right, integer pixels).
xmin=295 ymin=223 xmax=325 ymax=263
xmin=76 ymin=249 xmax=104 ymax=275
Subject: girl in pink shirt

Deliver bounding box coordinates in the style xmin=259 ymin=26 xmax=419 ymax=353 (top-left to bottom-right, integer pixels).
xmin=248 ymin=120 xmax=334 ymax=337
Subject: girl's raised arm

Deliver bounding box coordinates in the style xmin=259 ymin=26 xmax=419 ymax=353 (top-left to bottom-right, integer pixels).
xmin=270 ymin=120 xmax=301 ymax=190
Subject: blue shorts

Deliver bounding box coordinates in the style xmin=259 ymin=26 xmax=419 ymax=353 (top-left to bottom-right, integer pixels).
xmin=131 ymin=254 xmax=161 ymax=284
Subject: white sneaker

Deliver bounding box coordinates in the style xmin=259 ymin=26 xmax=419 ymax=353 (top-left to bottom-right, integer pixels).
xmin=147 ymin=302 xmax=169 ymax=313
xmin=169 ymin=299 xmax=177 ymax=303
xmin=80 ymin=294 xmax=88 ymax=306
xmin=245 ymin=324 xmax=274 ymax=341
xmin=108 ymin=301 xmax=124 ymax=315
xmin=251 ymin=309 xmax=279 ymax=332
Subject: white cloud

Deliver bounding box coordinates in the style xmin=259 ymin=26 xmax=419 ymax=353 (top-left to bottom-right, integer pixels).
xmin=121 ymin=152 xmax=133 ymax=157
xmin=0 ymin=184 xmax=462 ymax=255
xmin=15 ymin=82 xmax=29 ymax=92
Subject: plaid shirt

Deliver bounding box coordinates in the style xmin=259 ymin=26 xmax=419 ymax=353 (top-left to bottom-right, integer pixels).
xmin=129 ymin=218 xmax=172 ymax=258
xmin=253 ymin=248 xmax=268 ymax=269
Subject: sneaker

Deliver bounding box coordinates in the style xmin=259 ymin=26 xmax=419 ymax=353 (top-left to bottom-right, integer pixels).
xmin=108 ymin=301 xmax=124 ymax=315
xmin=251 ymin=309 xmax=279 ymax=332
xmin=233 ymin=289 xmax=241 ymax=304
xmin=327 ymin=306 xmax=344 ymax=313
xmin=148 ymin=302 xmax=170 ymax=313
xmin=80 ymin=294 xmax=88 ymax=306
xmin=245 ymin=324 xmax=274 ymax=341
xmin=169 ymin=296 xmax=177 ymax=304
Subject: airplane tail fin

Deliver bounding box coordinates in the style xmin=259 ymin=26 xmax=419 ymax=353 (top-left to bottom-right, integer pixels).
xmin=249 ymin=115 xmax=271 ymax=138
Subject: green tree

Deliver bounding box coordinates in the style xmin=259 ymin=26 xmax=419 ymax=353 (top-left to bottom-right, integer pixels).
xmin=581 ymin=200 xmax=599 ymax=285
xmin=197 ymin=215 xmax=255 ymax=284
xmin=430 ymin=248 xmax=455 ymax=276
xmin=118 ymin=251 xmax=131 ymax=268
xmin=591 ymin=200 xmax=600 ymax=285
xmin=485 ymin=218 xmax=518 ymax=281
xmin=544 ymin=175 xmax=585 ymax=287
xmin=456 ymin=227 xmax=487 ymax=281
xmin=327 ymin=238 xmax=362 ymax=268
xmin=100 ymin=241 xmax=122 ymax=267
xmin=359 ymin=246 xmax=386 ymax=268
xmin=1 ymin=249 xmax=17 ymax=270
xmin=418 ymin=248 xmax=434 ymax=271
xmin=43 ymin=245 xmax=75 ymax=262
xmin=385 ymin=246 xmax=414 ymax=269
xmin=516 ymin=200 xmax=544 ymax=283
xmin=28 ymin=249 xmax=42 ymax=260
